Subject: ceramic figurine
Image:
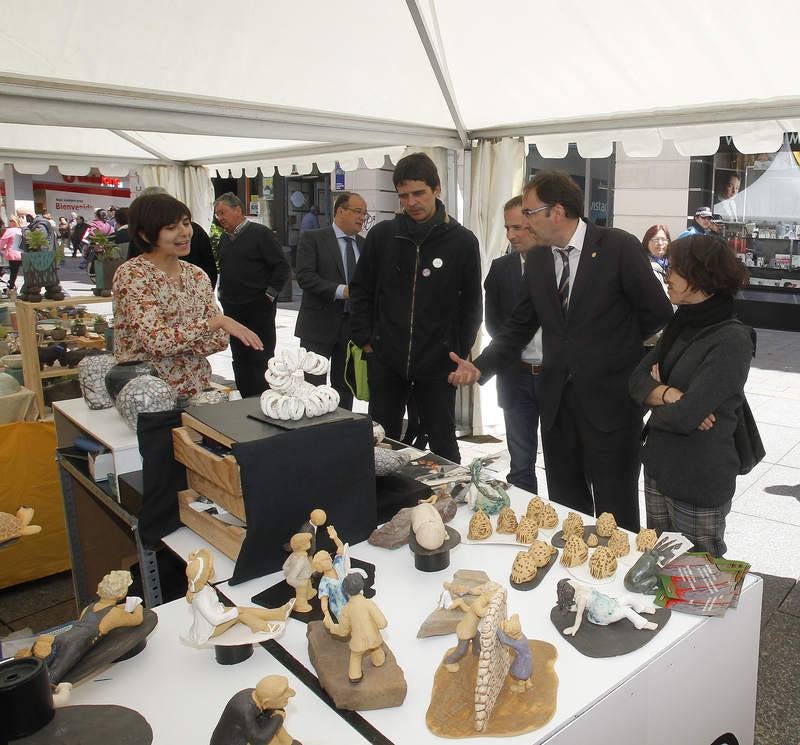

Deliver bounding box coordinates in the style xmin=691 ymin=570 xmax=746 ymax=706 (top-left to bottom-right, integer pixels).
xmin=525 ymin=496 xmax=545 ymax=524
xmin=540 ymin=504 xmax=559 ymax=529
xmin=607 ymin=528 xmax=631 ymax=558
xmin=312 ymin=526 xmax=350 ymax=621
xmin=468 ymin=509 xmax=493 ymax=540
xmin=410 ymin=502 xmax=448 ymax=550
xmin=595 ymin=511 xmax=617 ymax=538
xmin=186 ymin=549 xmax=292 ymax=645
xmin=635 ymin=528 xmax=659 ymax=552
xmin=624 ymin=535 xmax=686 ymax=594
xmin=16 ymin=570 xmax=143 ymax=685
xmin=285 ymin=508 xmax=327 ymax=556
xmin=261 ymin=348 xmax=339 ymax=420
xmin=210 ymin=674 xmax=301 ymax=745
xmin=496 ymin=506 xmax=518 ymax=534
xmin=562 ymin=512 xmax=584 ymax=540
xmin=283 ymin=533 xmax=317 ymax=613
xmin=442 ymin=584 xmax=497 ymax=672
xmin=556 ymin=578 xmax=658 ymax=636
xmin=466 ymin=457 xmax=510 ymax=515
xmin=0 ymin=506 xmax=41 ymax=546
xmin=323 ymin=573 xmax=388 ymax=683
xmin=496 ymin=614 xmax=534 ymax=693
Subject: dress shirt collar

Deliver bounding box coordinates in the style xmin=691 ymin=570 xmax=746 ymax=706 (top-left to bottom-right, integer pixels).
xmin=551 ymin=218 xmax=587 ymax=257
xmin=333 ymin=223 xmax=358 ymax=241
xmin=225 ymin=218 xmax=250 ymax=239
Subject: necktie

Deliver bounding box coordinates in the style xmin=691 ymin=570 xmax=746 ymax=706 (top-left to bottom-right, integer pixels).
xmin=344 ymin=237 xmax=357 ymax=312
xmin=556 ymin=247 xmax=574 ymax=316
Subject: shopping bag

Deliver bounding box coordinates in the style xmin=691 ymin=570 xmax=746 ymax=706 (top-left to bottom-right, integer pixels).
xmin=344 ymin=341 xmax=369 ymax=401
xmin=734 ymin=398 xmax=765 ymax=475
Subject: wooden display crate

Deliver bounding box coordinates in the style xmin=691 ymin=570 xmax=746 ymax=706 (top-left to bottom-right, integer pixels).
xmin=177 ymin=488 xmax=245 ymax=560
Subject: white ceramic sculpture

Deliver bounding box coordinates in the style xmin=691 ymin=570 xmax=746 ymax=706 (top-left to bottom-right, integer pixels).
xmin=260 ymin=348 xmax=340 ymax=421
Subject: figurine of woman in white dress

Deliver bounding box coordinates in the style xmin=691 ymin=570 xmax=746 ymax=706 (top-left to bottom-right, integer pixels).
xmin=556 ymin=578 xmax=659 ymax=637
xmin=185 ymin=549 xmax=293 ymax=646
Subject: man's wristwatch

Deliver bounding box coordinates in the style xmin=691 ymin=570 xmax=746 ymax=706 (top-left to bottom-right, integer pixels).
xmin=265 ymin=290 xmax=275 ymax=302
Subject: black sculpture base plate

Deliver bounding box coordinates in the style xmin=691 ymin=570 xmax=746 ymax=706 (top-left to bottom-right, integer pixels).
xmin=215 ymin=643 xmax=253 ymax=665
xmin=251 ymin=557 xmax=376 ymax=624
xmin=14 ymin=704 xmax=152 ymax=745
xmin=408 ymin=526 xmax=461 ymax=572
xmin=551 ymin=525 xmax=609 ymax=549
xmin=509 ymin=552 xmax=558 ymax=591
xmin=549 ymin=605 xmax=671 ymax=657
xmin=59 ymin=610 xmax=158 ymax=686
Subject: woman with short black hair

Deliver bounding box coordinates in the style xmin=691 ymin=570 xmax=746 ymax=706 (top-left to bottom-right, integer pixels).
xmin=113 ymin=193 xmax=262 ymax=399
xmin=629 ymin=235 xmax=752 ymax=555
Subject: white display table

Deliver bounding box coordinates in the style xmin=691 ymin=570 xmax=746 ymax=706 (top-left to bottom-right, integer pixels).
xmin=219 ymin=488 xmax=761 ymax=745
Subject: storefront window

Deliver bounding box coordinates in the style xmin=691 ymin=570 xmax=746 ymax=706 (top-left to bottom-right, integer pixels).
xmin=526 ymin=143 xmax=615 ymax=226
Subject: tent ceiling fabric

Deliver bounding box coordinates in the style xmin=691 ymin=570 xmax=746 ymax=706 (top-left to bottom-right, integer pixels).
xmin=1 ymin=0 xmax=800 ymax=171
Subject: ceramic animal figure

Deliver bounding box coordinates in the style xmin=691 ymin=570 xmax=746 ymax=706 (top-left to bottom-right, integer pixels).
xmin=0 ymin=507 xmax=41 ymax=546
xmin=624 ymin=536 xmax=685 ymax=594
xmin=556 ymin=579 xmax=658 ymax=636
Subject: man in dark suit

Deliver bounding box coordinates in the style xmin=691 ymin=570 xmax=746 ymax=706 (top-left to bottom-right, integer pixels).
xmin=484 ymin=195 xmax=544 ymax=494
xmin=295 ymin=191 xmax=367 ymax=409
xmin=450 ymin=172 xmax=673 ymax=531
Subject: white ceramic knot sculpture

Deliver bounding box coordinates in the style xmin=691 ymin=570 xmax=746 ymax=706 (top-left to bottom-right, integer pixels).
xmin=260 ymin=348 xmax=340 ymax=421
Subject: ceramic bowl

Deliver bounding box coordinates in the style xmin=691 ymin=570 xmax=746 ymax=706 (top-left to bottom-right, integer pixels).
xmin=0 ymin=354 xmax=23 ymax=369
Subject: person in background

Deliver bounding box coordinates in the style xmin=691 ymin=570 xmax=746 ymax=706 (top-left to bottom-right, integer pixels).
xmin=113 ymin=193 xmax=262 ymax=399
xmin=215 ymin=192 xmax=290 ymax=397
xmin=70 ymin=216 xmax=86 ymax=257
xmin=81 ymin=208 xmax=114 ymax=275
xmin=629 ymin=235 xmax=751 ymax=555
xmin=300 ymin=204 xmax=320 ymax=232
xmin=350 ymin=152 xmax=483 ymax=464
xmin=483 ymin=195 xmax=544 ymax=494
xmin=295 ymin=191 xmax=366 ymax=410
xmin=107 ymin=206 xmax=118 ymax=230
xmin=128 ymin=188 xmax=218 ymax=288
xmin=0 ymin=217 xmax=23 ymax=296
xmin=642 ymin=225 xmax=671 ymax=295
xmin=677 ymin=207 xmax=715 ymax=239
xmin=112 ymin=207 xmax=130 ymax=258
xmin=449 ymin=171 xmax=673 ymax=532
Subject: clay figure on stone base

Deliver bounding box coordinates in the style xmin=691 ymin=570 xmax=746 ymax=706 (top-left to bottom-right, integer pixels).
xmin=283 ymin=533 xmax=316 ymax=613
xmin=186 ymin=549 xmax=293 ymax=645
xmin=496 ymin=614 xmax=534 ymax=693
xmin=312 ymin=525 xmax=351 ymax=622
xmin=556 ymin=578 xmax=658 ymax=636
xmin=16 ymin=570 xmax=143 ymax=686
xmin=323 ymin=573 xmax=387 ymax=684
xmin=442 ymin=584 xmax=497 ymax=672
xmin=210 ymin=674 xmax=302 ymax=745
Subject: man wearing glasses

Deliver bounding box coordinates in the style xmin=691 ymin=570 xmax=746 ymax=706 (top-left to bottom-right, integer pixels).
xmin=350 ymin=153 xmax=482 ymax=464
xmin=295 ymin=191 xmax=368 ymax=410
xmin=449 ymin=171 xmax=672 ymax=531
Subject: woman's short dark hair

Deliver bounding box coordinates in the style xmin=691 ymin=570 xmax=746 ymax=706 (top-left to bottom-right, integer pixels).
xmin=524 ymin=171 xmax=584 ymax=219
xmin=667 ymin=235 xmax=748 ymax=297
xmin=641 ymin=224 xmax=672 ymax=254
xmin=556 ymin=579 xmax=575 ymax=612
xmin=129 ymin=194 xmax=191 ymax=253
xmin=114 ymin=207 xmax=129 ymax=226
xmin=392 ymin=152 xmax=440 ymax=190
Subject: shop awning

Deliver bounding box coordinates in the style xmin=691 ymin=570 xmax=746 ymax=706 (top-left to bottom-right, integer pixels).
xmin=1 ymin=0 xmax=800 ymax=173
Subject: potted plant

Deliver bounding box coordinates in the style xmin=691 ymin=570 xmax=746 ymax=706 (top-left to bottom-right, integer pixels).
xmin=91 ymin=233 xmax=122 ymax=297
xmin=19 ymin=228 xmax=66 ymax=303
xmin=51 ymin=320 xmax=67 ymax=341
xmin=72 ymin=319 xmax=87 ymax=337
xmin=93 ymin=314 xmax=108 ymax=334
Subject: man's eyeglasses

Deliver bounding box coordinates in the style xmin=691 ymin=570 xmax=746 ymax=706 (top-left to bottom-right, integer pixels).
xmin=342 ymin=207 xmax=368 ymax=217
xmin=650 ymin=237 xmax=669 ymax=245
xmin=521 ymin=204 xmax=551 ymax=218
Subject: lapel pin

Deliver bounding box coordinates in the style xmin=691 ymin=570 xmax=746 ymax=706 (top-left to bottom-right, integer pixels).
xmin=432 ymin=258 xmax=443 ymax=268
xmin=592 ymin=252 xmax=598 ymax=257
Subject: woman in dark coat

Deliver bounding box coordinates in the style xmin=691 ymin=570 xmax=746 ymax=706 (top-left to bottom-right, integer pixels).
xmin=629 ymin=235 xmax=751 ymax=555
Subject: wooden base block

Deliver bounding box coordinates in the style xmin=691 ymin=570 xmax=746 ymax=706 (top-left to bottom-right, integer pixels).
xmin=426 ymin=640 xmax=558 ymax=738
xmin=306 ymin=620 xmax=407 ymax=711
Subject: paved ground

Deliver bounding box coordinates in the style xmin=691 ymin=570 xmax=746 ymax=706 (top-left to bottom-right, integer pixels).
xmin=5 ymin=258 xmax=798 ymax=744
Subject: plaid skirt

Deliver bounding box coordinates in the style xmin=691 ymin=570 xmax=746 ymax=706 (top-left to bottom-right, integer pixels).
xmin=643 ymin=471 xmax=732 ymax=557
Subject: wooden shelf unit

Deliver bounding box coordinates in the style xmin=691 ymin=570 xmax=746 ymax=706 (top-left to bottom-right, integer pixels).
xmin=16 ymin=295 xmax=113 ymax=416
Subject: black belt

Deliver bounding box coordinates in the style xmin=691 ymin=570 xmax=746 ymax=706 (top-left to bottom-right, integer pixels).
xmin=520 ymin=362 xmax=543 ymax=374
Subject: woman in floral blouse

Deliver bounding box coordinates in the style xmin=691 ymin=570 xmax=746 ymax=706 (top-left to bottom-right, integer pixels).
xmin=113 ymin=193 xmax=263 ymax=398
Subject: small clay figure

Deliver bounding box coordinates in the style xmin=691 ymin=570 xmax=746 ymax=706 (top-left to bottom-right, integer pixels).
xmin=556 ymin=579 xmax=658 ymax=636
xmin=560 ymin=535 xmax=588 ymax=567
xmin=283 ymin=533 xmax=317 ymax=613
xmin=636 ymin=528 xmax=659 ymax=553
xmin=442 ymin=585 xmax=497 ymax=672
xmin=525 ymin=496 xmax=544 ymax=524
xmin=496 ymin=614 xmax=533 ymax=693
xmin=312 ymin=525 xmax=353 ymax=622
xmin=586 ymin=533 xmax=599 ymax=547
xmin=607 ymin=528 xmax=631 ymax=558
xmin=515 ymin=516 xmax=538 ymax=544
xmin=527 ymin=540 xmax=556 ymax=568
xmin=510 ymin=551 xmax=537 ymax=585
xmin=411 ymin=503 xmax=448 ymax=549
xmin=562 ymin=512 xmax=584 ymax=540
xmin=0 ymin=506 xmax=41 ymax=546
xmin=210 ymin=674 xmax=301 ymax=745
xmin=468 ymin=509 xmax=492 ymax=540
xmin=284 ymin=508 xmax=327 ymax=555
xmin=186 ymin=549 xmax=292 ymax=645
xmin=495 ymin=507 xmax=518 ymax=535
xmin=323 ymin=573 xmax=388 ymax=683
xmin=17 ymin=570 xmax=143 ymax=685
xmin=588 ymin=547 xmax=617 ymax=579
xmin=540 ymin=504 xmax=559 ymax=529
xmin=596 ymin=512 xmax=617 ymax=538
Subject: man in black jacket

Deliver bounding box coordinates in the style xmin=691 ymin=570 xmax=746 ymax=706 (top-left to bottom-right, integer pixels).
xmin=350 ymin=153 xmax=482 ymax=464
xmin=450 ymin=172 xmax=673 ymax=530
xmin=215 ymin=192 xmax=290 ymax=397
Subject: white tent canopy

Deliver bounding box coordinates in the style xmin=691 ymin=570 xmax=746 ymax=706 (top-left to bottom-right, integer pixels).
xmin=2 ymin=0 xmax=800 ymax=176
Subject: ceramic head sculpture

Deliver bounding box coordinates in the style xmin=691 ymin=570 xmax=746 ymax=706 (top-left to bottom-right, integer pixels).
xmin=210 ymin=675 xmax=298 ymax=745
xmin=310 ymin=509 xmax=327 ymax=528
xmin=556 ymin=578 xmax=658 ymax=637
xmin=495 ymin=507 xmax=518 ymax=535
xmin=0 ymin=507 xmax=42 ymax=546
xmin=562 ymin=512 xmax=584 ymax=540
xmin=323 ymin=573 xmax=388 ymax=684
xmin=411 ymin=503 xmax=447 ymax=550
xmin=607 ymin=528 xmax=631 ymax=558
xmin=596 ymin=512 xmax=617 ymax=538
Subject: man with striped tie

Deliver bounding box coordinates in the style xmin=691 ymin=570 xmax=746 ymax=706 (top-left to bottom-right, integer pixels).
xmin=449 ymin=171 xmax=672 ymax=531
